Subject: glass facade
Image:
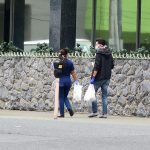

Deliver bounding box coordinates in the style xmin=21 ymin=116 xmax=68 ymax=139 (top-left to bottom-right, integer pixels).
xmin=0 ymin=0 xmax=4 ymax=42
xmin=122 ymin=0 xmax=137 ymax=49
xmin=83 ymin=0 xmax=150 ymax=50
xmin=141 ymin=0 xmax=150 ymax=49
xmin=0 ymin=0 xmax=150 ymax=50
xmin=25 ymin=0 xmax=50 ymax=41
xmin=76 ymin=0 xmax=89 ymax=39
xmin=84 ymin=0 xmax=109 ymax=40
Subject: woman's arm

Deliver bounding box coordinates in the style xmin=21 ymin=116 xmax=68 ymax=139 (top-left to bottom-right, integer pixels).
xmin=71 ymin=70 xmax=77 ymax=81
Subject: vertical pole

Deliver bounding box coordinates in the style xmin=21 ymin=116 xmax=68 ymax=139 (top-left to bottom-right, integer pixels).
xmin=136 ymin=0 xmax=141 ymax=49
xmin=49 ymin=0 xmax=77 ymax=51
xmin=54 ymin=78 xmax=60 ymax=119
xmin=13 ymin=0 xmax=25 ymax=50
xmin=9 ymin=0 xmax=15 ymax=42
xmin=91 ymin=0 xmax=96 ymax=47
xmin=4 ymin=0 xmax=10 ymax=42
xmin=4 ymin=0 xmax=25 ymax=49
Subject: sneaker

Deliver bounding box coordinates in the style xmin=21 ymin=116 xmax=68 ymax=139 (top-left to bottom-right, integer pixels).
xmin=99 ymin=114 xmax=107 ymax=118
xmin=68 ymin=109 xmax=74 ymax=117
xmin=88 ymin=113 xmax=98 ymax=118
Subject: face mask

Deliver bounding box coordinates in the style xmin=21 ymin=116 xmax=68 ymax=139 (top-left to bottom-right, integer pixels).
xmin=95 ymin=45 xmax=99 ymax=50
xmin=95 ymin=45 xmax=101 ymax=50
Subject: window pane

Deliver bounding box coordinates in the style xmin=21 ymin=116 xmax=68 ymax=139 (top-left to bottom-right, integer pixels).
xmin=84 ymin=0 xmax=92 ymax=40
xmin=25 ymin=0 xmax=50 ymax=41
xmin=84 ymin=0 xmax=110 ymax=39
xmin=76 ymin=0 xmax=89 ymax=39
xmin=122 ymin=0 xmax=137 ymax=49
xmin=76 ymin=0 xmax=92 ymax=49
xmin=96 ymin=0 xmax=109 ymax=40
xmin=141 ymin=0 xmax=150 ymax=49
xmin=77 ymin=0 xmax=110 ymax=48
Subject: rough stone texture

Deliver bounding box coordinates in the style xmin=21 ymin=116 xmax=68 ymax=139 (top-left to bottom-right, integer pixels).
xmin=0 ymin=57 xmax=150 ymax=117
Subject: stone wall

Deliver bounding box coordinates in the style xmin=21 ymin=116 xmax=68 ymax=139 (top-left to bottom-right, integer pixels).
xmin=0 ymin=55 xmax=150 ymax=117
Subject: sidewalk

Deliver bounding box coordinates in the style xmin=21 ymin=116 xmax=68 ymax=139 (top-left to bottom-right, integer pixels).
xmin=0 ymin=109 xmax=150 ymax=126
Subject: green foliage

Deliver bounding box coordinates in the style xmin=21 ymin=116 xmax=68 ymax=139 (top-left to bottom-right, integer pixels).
xmin=74 ymin=43 xmax=84 ymax=54
xmin=143 ymin=35 xmax=150 ymax=50
xmin=74 ymin=44 xmax=82 ymax=53
xmin=0 ymin=41 xmax=23 ymax=53
xmin=30 ymin=43 xmax=54 ymax=54
xmin=64 ymin=46 xmax=83 ymax=54
xmin=110 ymin=49 xmax=131 ymax=54
xmin=1 ymin=41 xmax=150 ymax=56
xmin=135 ymin=47 xmax=150 ymax=55
xmin=111 ymin=47 xmax=150 ymax=55
xmin=89 ymin=46 xmax=96 ymax=54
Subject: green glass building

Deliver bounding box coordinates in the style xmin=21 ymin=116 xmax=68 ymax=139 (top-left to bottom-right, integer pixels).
xmin=0 ymin=0 xmax=149 ymax=50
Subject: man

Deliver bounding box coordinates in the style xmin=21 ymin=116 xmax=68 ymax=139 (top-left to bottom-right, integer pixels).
xmin=89 ymin=38 xmax=114 ymax=118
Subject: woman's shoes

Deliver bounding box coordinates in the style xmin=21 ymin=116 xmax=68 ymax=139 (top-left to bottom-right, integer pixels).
xmin=57 ymin=115 xmax=64 ymax=118
xmin=57 ymin=109 xmax=74 ymax=118
xmin=68 ymin=109 xmax=74 ymax=117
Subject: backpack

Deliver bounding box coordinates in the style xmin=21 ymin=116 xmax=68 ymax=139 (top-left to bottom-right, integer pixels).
xmin=53 ymin=60 xmax=64 ymax=78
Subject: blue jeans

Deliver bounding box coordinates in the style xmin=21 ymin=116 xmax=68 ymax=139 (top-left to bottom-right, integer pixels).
xmin=59 ymin=85 xmax=72 ymax=116
xmin=91 ymin=79 xmax=110 ymax=114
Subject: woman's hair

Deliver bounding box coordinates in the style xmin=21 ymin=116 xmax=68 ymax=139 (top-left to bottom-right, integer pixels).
xmin=59 ymin=48 xmax=68 ymax=60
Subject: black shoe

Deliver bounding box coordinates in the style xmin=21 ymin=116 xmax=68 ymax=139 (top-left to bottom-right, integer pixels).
xmin=68 ymin=109 xmax=74 ymax=117
xmin=88 ymin=113 xmax=98 ymax=118
xmin=58 ymin=115 xmax=64 ymax=118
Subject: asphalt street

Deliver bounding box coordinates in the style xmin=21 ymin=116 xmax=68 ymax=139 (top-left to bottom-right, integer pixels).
xmin=0 ymin=110 xmax=150 ymax=150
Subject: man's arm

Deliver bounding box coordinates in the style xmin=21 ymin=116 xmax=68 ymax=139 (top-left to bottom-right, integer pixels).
xmin=90 ymin=70 xmax=97 ymax=84
xmin=90 ymin=55 xmax=99 ymax=84
xmin=111 ymin=55 xmax=114 ymax=69
xmin=92 ymin=70 xmax=98 ymax=77
xmin=91 ymin=53 xmax=101 ymax=77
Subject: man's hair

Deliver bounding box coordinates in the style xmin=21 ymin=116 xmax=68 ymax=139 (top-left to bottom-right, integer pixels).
xmin=96 ymin=38 xmax=106 ymax=46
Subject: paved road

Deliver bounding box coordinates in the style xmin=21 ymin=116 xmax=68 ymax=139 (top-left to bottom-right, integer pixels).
xmin=0 ymin=110 xmax=150 ymax=150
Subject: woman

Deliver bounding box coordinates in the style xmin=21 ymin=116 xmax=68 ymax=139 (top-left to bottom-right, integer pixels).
xmin=56 ymin=48 xmax=78 ymax=117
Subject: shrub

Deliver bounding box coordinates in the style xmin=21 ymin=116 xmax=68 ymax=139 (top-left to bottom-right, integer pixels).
xmin=0 ymin=41 xmax=23 ymax=53
xmin=30 ymin=43 xmax=54 ymax=54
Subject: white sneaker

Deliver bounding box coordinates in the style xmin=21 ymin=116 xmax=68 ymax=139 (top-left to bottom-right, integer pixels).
xmin=99 ymin=114 xmax=107 ymax=118
xmin=88 ymin=113 xmax=98 ymax=118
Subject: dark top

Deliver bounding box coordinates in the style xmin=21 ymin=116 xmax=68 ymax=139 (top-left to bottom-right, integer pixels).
xmin=93 ymin=48 xmax=114 ymax=81
xmin=59 ymin=59 xmax=74 ymax=86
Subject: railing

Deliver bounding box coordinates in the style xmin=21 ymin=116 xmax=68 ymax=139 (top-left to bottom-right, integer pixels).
xmin=0 ymin=52 xmax=150 ymax=59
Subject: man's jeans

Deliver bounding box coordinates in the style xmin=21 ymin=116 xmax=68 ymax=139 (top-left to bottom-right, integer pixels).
xmin=91 ymin=79 xmax=110 ymax=114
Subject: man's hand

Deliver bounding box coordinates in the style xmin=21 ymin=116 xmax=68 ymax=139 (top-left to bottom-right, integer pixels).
xmin=90 ymin=77 xmax=95 ymax=84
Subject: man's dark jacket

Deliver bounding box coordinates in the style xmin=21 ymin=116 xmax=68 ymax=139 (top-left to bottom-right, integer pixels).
xmin=93 ymin=48 xmax=114 ymax=81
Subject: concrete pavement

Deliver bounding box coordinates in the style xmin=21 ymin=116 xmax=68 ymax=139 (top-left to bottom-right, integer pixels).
xmin=0 ymin=110 xmax=150 ymax=150
xmin=0 ymin=109 xmax=150 ymax=126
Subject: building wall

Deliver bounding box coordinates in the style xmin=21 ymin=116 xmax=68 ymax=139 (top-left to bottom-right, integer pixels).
xmin=0 ymin=55 xmax=150 ymax=117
